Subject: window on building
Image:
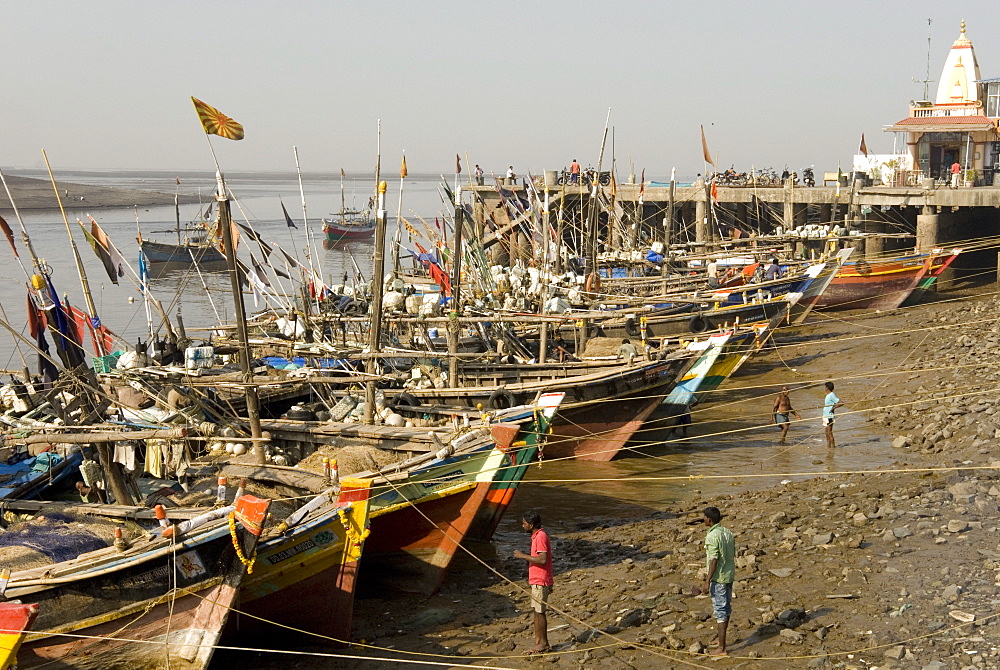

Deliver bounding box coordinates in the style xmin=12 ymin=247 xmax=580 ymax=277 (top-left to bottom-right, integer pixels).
xmin=986 ymin=82 xmax=1000 ymax=118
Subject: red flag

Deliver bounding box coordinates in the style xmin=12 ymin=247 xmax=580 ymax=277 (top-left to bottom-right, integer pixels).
xmin=711 ymin=179 xmax=719 ymax=205
xmin=700 ymin=125 xmax=715 ymax=166
xmin=0 ymin=214 xmax=17 ymax=258
xmin=639 ymin=169 xmax=645 ymax=202
xmin=456 ymin=154 xmax=462 ymax=174
xmin=859 ymin=133 xmax=869 ymax=157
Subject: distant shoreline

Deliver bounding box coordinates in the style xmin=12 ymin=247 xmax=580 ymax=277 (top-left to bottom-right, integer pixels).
xmin=0 ymin=174 xmax=199 ymax=212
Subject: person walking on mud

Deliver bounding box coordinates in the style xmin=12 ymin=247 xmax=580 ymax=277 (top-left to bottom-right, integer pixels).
xmin=514 ymin=511 xmax=553 ymax=654
xmin=771 ymin=386 xmax=802 ymax=444
xmin=823 ymin=381 xmax=844 ymax=448
xmin=703 ymin=506 xmax=735 ymax=657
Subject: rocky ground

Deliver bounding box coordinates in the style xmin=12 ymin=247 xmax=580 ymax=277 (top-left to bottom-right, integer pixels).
xmin=224 ymin=283 xmax=1000 ymax=670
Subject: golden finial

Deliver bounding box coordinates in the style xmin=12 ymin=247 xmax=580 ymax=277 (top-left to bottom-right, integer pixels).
xmin=960 ymin=19 xmax=966 ymax=35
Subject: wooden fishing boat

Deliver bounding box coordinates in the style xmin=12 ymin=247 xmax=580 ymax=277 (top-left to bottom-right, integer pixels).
xmin=0 ymin=602 xmax=40 ymax=668
xmin=815 ymin=248 xmax=962 ymax=311
xmin=322 ymin=209 xmax=375 ymax=248
xmin=232 ymin=396 xmax=561 ymax=595
xmin=139 ymin=238 xmax=228 ymax=275
xmin=221 ymin=477 xmax=373 ymax=646
xmin=11 ymin=492 xmax=269 ymax=670
xmin=595 ymin=252 xmax=849 ymax=340
xmin=391 ymin=352 xmax=694 ymax=461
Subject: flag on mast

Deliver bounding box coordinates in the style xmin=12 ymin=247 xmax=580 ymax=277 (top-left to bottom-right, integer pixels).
xmin=191 ymin=97 xmax=245 ymax=141
xmin=279 ymin=198 xmax=297 ymax=229
xmin=400 ymin=155 xmax=408 ymax=179
xmin=859 ymin=133 xmax=869 ymax=157
xmin=0 ymin=214 xmax=18 ymax=258
xmin=455 ymin=154 xmax=462 ymax=175
xmin=700 ymin=125 xmax=715 ymax=166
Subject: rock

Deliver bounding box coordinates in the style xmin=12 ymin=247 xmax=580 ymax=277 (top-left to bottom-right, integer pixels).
xmin=574 ymin=629 xmax=600 ymax=644
xmin=777 ymin=608 xmax=806 ymax=625
xmin=616 ymin=608 xmax=651 ymax=629
xmin=851 ymin=512 xmax=868 ymax=526
xmin=949 ymin=481 xmax=978 ymax=497
xmin=892 ymin=526 xmax=914 ymax=539
xmin=778 ymin=627 xmax=805 ymax=644
xmin=813 ymin=532 xmax=834 ymax=545
xmin=884 ymin=645 xmax=906 ymax=660
xmin=769 ymin=568 xmax=795 ymax=578
xmin=891 ymin=435 xmax=911 ymax=449
xmin=409 ymin=607 xmax=454 ymax=628
xmin=922 ymin=661 xmax=947 ymax=670
xmin=947 ymin=520 xmax=970 ymax=533
xmin=687 ymin=640 xmax=705 ymax=654
xmin=842 ymin=568 xmax=867 ymax=587
xmin=942 ymin=584 xmax=964 ymax=601
xmin=769 ymin=511 xmax=789 ymax=525
xmin=666 ymin=634 xmax=685 ymax=650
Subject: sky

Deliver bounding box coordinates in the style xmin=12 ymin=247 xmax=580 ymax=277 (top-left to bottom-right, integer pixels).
xmin=2 ymin=1 xmax=998 ymax=181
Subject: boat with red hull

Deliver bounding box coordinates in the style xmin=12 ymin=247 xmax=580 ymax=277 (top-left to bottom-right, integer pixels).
xmin=815 ymin=248 xmax=962 ymax=310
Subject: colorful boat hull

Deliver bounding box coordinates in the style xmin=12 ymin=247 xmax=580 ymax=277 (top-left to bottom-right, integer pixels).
xmin=230 ymin=479 xmax=372 ymax=646
xmin=816 ymin=249 xmax=961 ymax=310
xmin=14 ymin=495 xmax=268 ymax=670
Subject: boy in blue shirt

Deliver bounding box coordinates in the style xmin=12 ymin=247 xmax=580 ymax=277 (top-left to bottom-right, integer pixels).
xmin=823 ymin=381 xmax=844 ymax=448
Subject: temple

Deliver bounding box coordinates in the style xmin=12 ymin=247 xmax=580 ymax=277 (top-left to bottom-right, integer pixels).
xmin=886 ymin=21 xmax=1000 ymax=185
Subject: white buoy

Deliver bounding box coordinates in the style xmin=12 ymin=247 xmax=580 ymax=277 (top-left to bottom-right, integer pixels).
xmin=233 ymin=444 xmax=247 ymax=456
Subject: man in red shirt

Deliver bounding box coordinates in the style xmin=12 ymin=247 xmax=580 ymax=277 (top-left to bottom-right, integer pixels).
xmin=514 ymin=510 xmax=552 ymax=653
xmin=569 ymin=159 xmax=581 ymax=184
xmin=951 ymin=161 xmax=961 ymax=189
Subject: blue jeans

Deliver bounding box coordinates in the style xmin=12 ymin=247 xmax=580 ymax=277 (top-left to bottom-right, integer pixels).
xmin=710 ymin=581 xmax=732 ymax=622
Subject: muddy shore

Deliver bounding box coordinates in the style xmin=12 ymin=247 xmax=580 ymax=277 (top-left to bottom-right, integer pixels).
xmin=218 ymin=282 xmax=1000 ymax=670
xmin=0 ymin=174 xmax=197 ymax=211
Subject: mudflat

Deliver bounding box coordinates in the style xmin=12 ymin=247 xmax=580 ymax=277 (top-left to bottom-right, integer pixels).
xmin=0 ymin=174 xmax=198 ymax=211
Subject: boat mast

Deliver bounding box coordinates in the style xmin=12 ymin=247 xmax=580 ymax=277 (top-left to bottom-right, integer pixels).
xmin=365 ymin=120 xmax=386 ymax=423
xmin=42 ymin=150 xmax=106 ymax=356
xmin=216 ymin=171 xmax=264 ymax=463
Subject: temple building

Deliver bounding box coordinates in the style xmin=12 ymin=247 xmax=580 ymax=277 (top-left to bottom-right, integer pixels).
xmin=886 ymin=21 xmax=1000 ymax=184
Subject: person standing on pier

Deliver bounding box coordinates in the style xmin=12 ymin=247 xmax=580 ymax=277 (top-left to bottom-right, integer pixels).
xmin=771 ymin=385 xmax=802 ymax=444
xmin=703 ymin=506 xmax=735 ymax=657
xmin=514 ymin=511 xmax=553 ymax=654
xmin=823 ymin=381 xmax=844 ymax=448
xmin=951 ymin=161 xmax=962 ymax=189
xmin=569 ymin=158 xmax=581 ymax=184
xmin=474 ymin=164 xmax=484 ymax=185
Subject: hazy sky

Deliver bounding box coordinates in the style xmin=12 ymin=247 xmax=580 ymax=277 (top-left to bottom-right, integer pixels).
xmin=2 ymin=1 xmax=997 ymax=179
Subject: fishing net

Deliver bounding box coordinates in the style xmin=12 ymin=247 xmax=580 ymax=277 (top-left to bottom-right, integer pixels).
xmin=0 ymin=508 xmax=145 ymax=571
xmin=297 ymin=444 xmax=407 ymax=477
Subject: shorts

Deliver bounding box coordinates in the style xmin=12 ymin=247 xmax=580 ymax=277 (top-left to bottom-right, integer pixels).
xmin=775 ymin=413 xmax=789 ymax=424
xmin=823 ymin=416 xmax=835 ymax=426
xmin=710 ymin=581 xmax=732 ymax=622
xmin=530 ymin=584 xmax=551 ymax=613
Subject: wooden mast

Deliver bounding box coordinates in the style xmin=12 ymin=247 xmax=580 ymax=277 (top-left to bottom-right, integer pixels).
xmin=364 ymin=121 xmax=386 ymax=423
xmin=447 ymin=184 xmax=464 ymax=386
xmin=216 ymin=172 xmax=264 ymax=463
xmin=41 ymin=150 xmax=106 ymax=357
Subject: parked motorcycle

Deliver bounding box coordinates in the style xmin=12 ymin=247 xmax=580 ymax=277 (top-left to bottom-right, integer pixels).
xmin=802 ymin=166 xmax=816 ymax=187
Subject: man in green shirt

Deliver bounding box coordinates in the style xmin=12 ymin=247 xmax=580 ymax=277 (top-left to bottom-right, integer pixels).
xmin=703 ymin=506 xmax=735 ymax=656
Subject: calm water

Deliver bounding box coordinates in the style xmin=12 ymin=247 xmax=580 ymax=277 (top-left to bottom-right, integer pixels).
xmin=0 ymin=169 xmax=454 ymax=370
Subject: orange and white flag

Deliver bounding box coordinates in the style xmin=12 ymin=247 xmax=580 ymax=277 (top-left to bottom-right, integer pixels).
xmin=191 ymin=97 xmax=245 ymax=140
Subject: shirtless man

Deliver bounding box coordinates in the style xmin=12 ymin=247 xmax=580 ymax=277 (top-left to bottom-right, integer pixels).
xmin=771 ymin=386 xmax=802 ymax=444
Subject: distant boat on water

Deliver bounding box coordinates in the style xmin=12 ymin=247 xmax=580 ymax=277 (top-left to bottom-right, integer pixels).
xmin=322 ymin=207 xmax=375 ymax=248
xmin=139 ymin=198 xmax=229 ymax=276
xmin=322 ymin=169 xmax=375 ymax=248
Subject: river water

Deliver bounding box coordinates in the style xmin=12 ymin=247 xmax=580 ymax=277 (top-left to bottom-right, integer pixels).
xmin=0 ymin=169 xmax=450 ymax=370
